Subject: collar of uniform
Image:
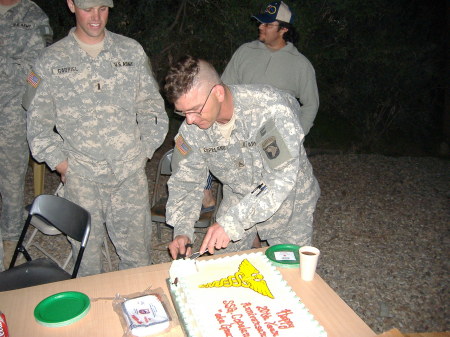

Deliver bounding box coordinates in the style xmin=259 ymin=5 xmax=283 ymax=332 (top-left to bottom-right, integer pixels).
xmin=209 ymin=85 xmax=248 ymax=145
xmin=68 ymin=27 xmax=112 ymax=52
xmin=102 ymin=29 xmax=114 ymax=51
xmin=226 ymin=85 xmax=253 ymax=139
xmin=206 ymin=121 xmax=227 ymax=145
xmin=2 ymin=0 xmax=24 ymax=18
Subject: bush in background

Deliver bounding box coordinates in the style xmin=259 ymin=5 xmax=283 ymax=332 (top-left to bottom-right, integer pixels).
xmin=35 ymin=0 xmax=447 ymax=155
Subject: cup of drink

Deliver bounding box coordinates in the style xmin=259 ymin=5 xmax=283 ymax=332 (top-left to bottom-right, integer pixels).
xmin=299 ymin=246 xmax=320 ymax=281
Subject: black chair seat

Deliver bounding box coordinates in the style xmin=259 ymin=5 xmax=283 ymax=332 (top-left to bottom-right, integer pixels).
xmin=0 ymin=258 xmax=71 ymax=291
xmin=0 ymin=195 xmax=91 ymax=292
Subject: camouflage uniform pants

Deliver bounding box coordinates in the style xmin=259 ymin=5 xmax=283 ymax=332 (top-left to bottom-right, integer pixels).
xmin=0 ymin=96 xmax=29 ymax=241
xmin=64 ymin=168 xmax=151 ymax=276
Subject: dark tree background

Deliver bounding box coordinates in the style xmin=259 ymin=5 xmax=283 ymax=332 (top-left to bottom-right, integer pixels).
xmin=34 ymin=0 xmax=448 ymax=156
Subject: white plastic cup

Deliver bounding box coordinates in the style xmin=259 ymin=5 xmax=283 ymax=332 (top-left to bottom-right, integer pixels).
xmin=299 ymin=246 xmax=320 ymax=281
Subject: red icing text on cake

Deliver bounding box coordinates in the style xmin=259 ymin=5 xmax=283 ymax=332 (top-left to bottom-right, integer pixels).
xmin=214 ymin=300 xmax=296 ymax=336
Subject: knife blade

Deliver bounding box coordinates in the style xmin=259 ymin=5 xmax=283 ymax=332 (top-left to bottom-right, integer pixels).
xmin=188 ymin=248 xmax=209 ymax=260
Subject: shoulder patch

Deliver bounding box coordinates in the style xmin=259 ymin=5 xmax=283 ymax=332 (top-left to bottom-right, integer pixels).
xmin=262 ymin=136 xmax=280 ymax=159
xmin=39 ymin=25 xmax=52 ymax=36
xmin=172 ymin=134 xmax=192 ymax=173
xmin=256 ymin=118 xmax=292 ymax=170
xmin=175 ymin=135 xmax=191 ymax=156
xmin=27 ymin=71 xmax=41 ymax=88
xmin=39 ymin=25 xmax=53 ymax=45
xmin=23 ymin=71 xmax=42 ymax=110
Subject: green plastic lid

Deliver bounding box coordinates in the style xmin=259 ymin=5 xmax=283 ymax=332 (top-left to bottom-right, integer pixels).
xmin=34 ymin=291 xmax=91 ymax=327
xmin=265 ymin=244 xmax=301 ymax=268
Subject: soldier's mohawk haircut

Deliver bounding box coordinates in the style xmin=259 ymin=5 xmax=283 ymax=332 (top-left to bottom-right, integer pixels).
xmin=164 ymin=55 xmax=200 ymax=104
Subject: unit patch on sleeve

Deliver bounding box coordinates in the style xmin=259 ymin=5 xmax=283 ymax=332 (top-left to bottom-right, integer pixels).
xmin=27 ymin=71 xmax=41 ymax=88
xmin=22 ymin=71 xmax=43 ymax=111
xmin=256 ymin=118 xmax=292 ymax=170
xmin=262 ymin=136 xmax=280 ymax=159
xmin=172 ymin=134 xmax=193 ymax=173
xmin=175 ymin=135 xmax=191 ymax=156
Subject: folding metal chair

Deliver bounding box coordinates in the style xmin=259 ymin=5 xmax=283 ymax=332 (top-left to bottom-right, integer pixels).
xmin=0 ymin=195 xmax=91 ymax=291
xmin=24 ymin=183 xmax=113 ymax=272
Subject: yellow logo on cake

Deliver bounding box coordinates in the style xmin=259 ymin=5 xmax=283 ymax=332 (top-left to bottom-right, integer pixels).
xmin=199 ymin=259 xmax=274 ymax=299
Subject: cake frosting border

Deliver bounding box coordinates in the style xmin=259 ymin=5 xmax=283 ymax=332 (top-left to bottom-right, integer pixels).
xmin=169 ymin=251 xmax=327 ymax=337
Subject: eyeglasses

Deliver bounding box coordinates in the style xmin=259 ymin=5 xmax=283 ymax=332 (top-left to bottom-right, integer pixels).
xmin=174 ymin=84 xmax=219 ymax=117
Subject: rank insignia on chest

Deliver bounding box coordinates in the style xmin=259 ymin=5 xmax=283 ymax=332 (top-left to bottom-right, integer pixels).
xmin=262 ymin=136 xmax=280 ymax=160
xmin=27 ymin=71 xmax=41 ymax=88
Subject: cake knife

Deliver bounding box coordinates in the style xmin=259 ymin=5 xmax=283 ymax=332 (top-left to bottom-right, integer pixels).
xmin=188 ymin=248 xmax=209 ymax=260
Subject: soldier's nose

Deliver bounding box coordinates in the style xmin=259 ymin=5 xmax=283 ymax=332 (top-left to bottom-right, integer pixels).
xmin=185 ymin=114 xmax=196 ymax=125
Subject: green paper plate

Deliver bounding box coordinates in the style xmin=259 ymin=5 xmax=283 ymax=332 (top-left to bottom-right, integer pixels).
xmin=34 ymin=291 xmax=91 ymax=327
xmin=265 ymin=244 xmax=301 ymax=268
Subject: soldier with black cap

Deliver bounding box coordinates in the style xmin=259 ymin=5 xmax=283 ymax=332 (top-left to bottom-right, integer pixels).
xmin=25 ymin=0 xmax=168 ymax=275
xmin=221 ymin=1 xmax=319 ymax=136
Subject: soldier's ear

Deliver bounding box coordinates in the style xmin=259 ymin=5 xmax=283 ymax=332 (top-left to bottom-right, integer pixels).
xmin=215 ymin=84 xmax=225 ymax=103
xmin=67 ymin=0 xmax=76 ymax=13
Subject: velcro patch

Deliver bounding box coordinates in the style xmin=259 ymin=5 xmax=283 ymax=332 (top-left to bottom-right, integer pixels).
xmin=175 ymin=135 xmax=191 ymax=156
xmin=112 ymin=61 xmax=134 ymax=67
xmin=256 ymin=119 xmax=292 ymax=170
xmin=12 ymin=22 xmax=31 ymax=29
xmin=39 ymin=25 xmax=52 ymax=36
xmin=262 ymin=136 xmax=280 ymax=159
xmin=23 ymin=71 xmax=42 ymax=110
xmin=52 ymin=66 xmax=79 ymax=75
xmin=27 ymin=71 xmax=41 ymax=88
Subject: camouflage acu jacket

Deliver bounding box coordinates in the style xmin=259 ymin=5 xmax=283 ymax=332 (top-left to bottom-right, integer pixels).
xmin=167 ymin=84 xmax=320 ymax=242
xmin=26 ymin=29 xmax=168 ymax=183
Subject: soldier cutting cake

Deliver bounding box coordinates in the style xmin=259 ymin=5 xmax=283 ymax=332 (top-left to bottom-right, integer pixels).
xmin=163 ymin=55 xmax=320 ymax=259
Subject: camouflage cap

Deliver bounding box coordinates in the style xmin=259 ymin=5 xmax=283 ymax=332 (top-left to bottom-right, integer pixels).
xmin=73 ymin=0 xmax=114 ymax=9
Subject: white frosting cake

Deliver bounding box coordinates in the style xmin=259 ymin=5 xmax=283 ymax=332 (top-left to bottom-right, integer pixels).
xmin=169 ymin=252 xmax=327 ymax=337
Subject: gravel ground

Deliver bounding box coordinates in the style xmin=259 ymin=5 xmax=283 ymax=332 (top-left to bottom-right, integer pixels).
xmin=7 ymin=123 xmax=449 ymax=335
xmin=310 ymin=153 xmax=449 ymax=334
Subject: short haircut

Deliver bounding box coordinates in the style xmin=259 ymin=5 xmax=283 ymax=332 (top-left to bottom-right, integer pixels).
xmin=164 ymin=55 xmax=221 ymax=103
xmin=164 ymin=55 xmax=199 ymax=104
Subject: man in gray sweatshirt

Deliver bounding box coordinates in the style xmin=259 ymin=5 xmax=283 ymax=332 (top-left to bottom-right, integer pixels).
xmin=221 ymin=1 xmax=319 ymax=136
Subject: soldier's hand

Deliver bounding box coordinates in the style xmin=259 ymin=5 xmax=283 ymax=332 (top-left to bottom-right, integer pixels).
xmin=200 ymin=223 xmax=230 ymax=255
xmin=168 ymin=235 xmax=192 ymax=260
xmin=55 ymin=160 xmax=68 ymax=183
